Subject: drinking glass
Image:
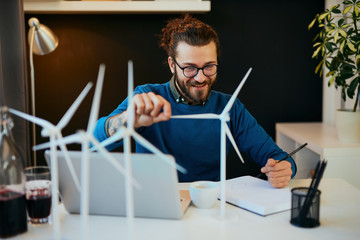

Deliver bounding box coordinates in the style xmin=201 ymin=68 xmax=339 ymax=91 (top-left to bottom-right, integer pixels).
xmin=24 ymin=166 xmax=52 ymax=224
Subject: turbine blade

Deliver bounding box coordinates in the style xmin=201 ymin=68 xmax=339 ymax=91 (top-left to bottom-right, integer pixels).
xmin=131 ymin=130 xmax=187 ymax=174
xmin=9 ymin=108 xmax=54 ymax=129
xmin=87 ymin=135 xmax=141 ymax=189
xmin=221 ymin=68 xmax=252 ymax=115
xmin=87 ymin=64 xmax=106 ymax=134
xmin=57 ymin=82 xmax=93 ymax=130
xmin=224 ymin=123 xmax=244 ymax=163
xmin=57 ymin=133 xmax=81 ymax=191
xmin=33 ymin=133 xmax=81 ymax=151
xmin=89 ymin=127 xmax=126 ymax=152
xmin=170 ymin=113 xmax=219 ymax=119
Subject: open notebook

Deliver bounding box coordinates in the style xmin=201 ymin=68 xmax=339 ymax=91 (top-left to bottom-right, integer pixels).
xmin=221 ymin=176 xmax=291 ymax=216
xmin=45 ymin=150 xmax=191 ymax=219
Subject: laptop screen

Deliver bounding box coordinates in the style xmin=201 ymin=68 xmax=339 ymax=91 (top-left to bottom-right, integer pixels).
xmin=45 ymin=150 xmax=190 ymax=219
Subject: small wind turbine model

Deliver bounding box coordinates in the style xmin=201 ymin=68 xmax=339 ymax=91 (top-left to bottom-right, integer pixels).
xmin=171 ymin=67 xmax=252 ymax=218
xmin=9 ymin=82 xmax=93 ymax=240
xmin=34 ymin=64 xmax=139 ymax=240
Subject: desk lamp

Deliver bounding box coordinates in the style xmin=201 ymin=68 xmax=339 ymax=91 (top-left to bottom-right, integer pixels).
xmin=28 ymin=17 xmax=58 ymax=165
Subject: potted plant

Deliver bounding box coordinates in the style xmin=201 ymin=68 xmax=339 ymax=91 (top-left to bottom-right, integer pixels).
xmin=309 ymin=0 xmax=360 ymax=142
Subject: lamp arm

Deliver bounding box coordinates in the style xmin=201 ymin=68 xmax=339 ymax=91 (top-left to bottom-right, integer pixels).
xmin=29 ymin=26 xmax=37 ymax=166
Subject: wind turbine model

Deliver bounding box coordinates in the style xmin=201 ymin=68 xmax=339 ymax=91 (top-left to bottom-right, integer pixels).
xmin=9 ymin=82 xmax=93 ymax=240
xmin=90 ymin=61 xmax=187 ymax=239
xmin=94 ymin=61 xmax=187 ymax=174
xmin=34 ymin=64 xmax=139 ymax=240
xmin=170 ymin=67 xmax=252 ymax=218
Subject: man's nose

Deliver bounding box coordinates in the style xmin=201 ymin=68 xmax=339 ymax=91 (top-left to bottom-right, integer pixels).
xmin=194 ymin=69 xmax=207 ymax=82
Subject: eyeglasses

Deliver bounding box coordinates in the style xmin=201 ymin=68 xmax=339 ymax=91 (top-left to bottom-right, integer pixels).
xmin=173 ymin=59 xmax=218 ymax=78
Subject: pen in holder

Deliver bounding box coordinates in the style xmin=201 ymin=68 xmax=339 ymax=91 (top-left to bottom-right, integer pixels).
xmin=290 ymin=160 xmax=327 ymax=228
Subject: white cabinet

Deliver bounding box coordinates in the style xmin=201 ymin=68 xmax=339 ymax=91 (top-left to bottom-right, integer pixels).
xmin=276 ymin=122 xmax=360 ymax=188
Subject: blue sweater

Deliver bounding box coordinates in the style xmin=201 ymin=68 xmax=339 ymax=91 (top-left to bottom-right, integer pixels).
xmin=94 ymin=81 xmax=296 ymax=182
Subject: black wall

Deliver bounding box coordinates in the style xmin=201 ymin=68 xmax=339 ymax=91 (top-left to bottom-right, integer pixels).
xmin=25 ymin=0 xmax=324 ymax=178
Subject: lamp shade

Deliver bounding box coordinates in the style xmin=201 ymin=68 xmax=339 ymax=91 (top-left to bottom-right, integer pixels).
xmin=28 ymin=17 xmax=58 ymax=55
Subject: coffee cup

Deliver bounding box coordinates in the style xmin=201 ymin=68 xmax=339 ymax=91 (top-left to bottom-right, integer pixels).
xmin=189 ymin=181 xmax=219 ymax=209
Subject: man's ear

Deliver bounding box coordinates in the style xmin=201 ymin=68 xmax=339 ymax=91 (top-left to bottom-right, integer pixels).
xmin=168 ymin=56 xmax=175 ymax=74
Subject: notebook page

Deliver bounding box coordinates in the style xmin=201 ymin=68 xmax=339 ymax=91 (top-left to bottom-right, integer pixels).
xmin=222 ymin=176 xmax=291 ymax=216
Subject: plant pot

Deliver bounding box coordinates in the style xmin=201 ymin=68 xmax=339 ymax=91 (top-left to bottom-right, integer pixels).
xmin=335 ymin=109 xmax=360 ymax=143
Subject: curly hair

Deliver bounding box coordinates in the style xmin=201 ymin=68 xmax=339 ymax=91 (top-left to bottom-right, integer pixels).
xmin=159 ymin=14 xmax=220 ymax=58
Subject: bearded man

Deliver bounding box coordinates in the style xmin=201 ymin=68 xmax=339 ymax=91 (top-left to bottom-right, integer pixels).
xmin=94 ymin=14 xmax=296 ymax=188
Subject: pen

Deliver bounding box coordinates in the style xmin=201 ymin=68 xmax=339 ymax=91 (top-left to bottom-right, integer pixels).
xmin=257 ymin=143 xmax=308 ymax=180
xmin=299 ymin=159 xmax=327 ymax=221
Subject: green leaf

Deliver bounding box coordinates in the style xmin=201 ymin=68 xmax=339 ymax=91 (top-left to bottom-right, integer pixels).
xmin=325 ymin=60 xmax=331 ymax=68
xmin=344 ymin=5 xmax=353 ymax=14
xmin=339 ymin=29 xmax=347 ymax=37
xmin=348 ymin=41 xmax=357 ymax=51
xmin=327 ymin=29 xmax=336 ymax=35
xmin=334 ymin=31 xmax=339 ymax=43
xmin=326 ymin=70 xmax=336 ymax=77
xmin=315 ymin=60 xmax=324 ymax=74
xmin=343 ymin=1 xmax=352 ymax=4
xmin=340 ymin=39 xmax=346 ymax=51
xmin=319 ymin=12 xmax=330 ymax=21
xmin=313 ymin=42 xmax=321 ymax=47
xmin=347 ymin=77 xmax=359 ymax=98
xmin=338 ymin=18 xmax=345 ymax=26
xmin=333 ymin=9 xmax=342 ymax=14
xmin=325 ymin=42 xmax=334 ymax=52
xmin=355 ymin=5 xmax=359 ymax=15
xmin=308 ymin=17 xmax=317 ymax=30
xmin=312 ymin=46 xmax=322 ymax=58
xmin=328 ymin=74 xmax=336 ymax=87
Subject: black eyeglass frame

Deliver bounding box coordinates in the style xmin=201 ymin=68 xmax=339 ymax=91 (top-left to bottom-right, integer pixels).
xmin=173 ymin=59 xmax=218 ymax=78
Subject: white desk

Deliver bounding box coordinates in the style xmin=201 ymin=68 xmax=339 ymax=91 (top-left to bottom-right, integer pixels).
xmin=11 ymin=179 xmax=360 ymax=240
xmin=276 ymin=122 xmax=360 ymax=188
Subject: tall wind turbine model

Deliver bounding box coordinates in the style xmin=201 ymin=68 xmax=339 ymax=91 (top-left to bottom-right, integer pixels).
xmin=34 ymin=64 xmax=139 ymax=240
xmin=91 ymin=61 xmax=187 ymax=239
xmin=9 ymin=82 xmax=93 ymax=240
xmin=171 ymin=68 xmax=252 ymax=218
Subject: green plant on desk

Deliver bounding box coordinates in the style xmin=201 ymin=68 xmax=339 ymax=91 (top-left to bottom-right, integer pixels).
xmin=309 ymin=0 xmax=360 ymax=112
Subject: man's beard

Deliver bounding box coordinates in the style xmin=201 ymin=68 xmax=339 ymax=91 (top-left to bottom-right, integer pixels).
xmin=174 ymin=69 xmax=216 ymax=105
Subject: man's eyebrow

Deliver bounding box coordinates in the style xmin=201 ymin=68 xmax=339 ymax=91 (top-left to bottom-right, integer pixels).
xmin=181 ymin=61 xmax=218 ymax=66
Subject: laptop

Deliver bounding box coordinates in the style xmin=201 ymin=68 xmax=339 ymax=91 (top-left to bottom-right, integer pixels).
xmin=45 ymin=150 xmax=191 ymax=219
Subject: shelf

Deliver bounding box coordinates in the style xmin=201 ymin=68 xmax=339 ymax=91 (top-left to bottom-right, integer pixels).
xmin=276 ymin=122 xmax=360 ymax=158
xmin=23 ymin=0 xmax=211 ymax=14
xmin=276 ymin=122 xmax=360 ymax=188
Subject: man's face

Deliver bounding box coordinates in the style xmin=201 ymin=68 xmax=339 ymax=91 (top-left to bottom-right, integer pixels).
xmin=169 ymin=41 xmax=218 ymax=105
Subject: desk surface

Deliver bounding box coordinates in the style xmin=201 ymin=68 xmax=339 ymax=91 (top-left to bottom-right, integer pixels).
xmin=12 ymin=178 xmax=360 ymax=240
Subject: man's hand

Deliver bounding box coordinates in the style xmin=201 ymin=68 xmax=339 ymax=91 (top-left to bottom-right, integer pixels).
xmin=260 ymin=158 xmax=292 ymax=188
xmin=132 ymin=92 xmax=171 ymax=128
xmin=107 ymin=92 xmax=171 ymax=136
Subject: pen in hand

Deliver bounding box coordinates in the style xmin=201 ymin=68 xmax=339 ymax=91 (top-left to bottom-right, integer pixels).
xmin=257 ymin=143 xmax=308 ymax=180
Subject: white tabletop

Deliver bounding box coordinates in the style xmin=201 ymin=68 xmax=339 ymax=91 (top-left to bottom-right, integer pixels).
xmin=11 ymin=178 xmax=360 ymax=240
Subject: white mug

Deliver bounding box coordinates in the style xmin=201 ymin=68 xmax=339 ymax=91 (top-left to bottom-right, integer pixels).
xmin=189 ymin=181 xmax=219 ymax=209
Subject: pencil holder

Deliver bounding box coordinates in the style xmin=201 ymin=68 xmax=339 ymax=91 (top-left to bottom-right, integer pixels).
xmin=290 ymin=187 xmax=321 ymax=228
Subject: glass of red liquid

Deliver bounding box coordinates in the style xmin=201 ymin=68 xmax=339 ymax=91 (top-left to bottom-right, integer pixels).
xmin=24 ymin=166 xmax=52 ymax=224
